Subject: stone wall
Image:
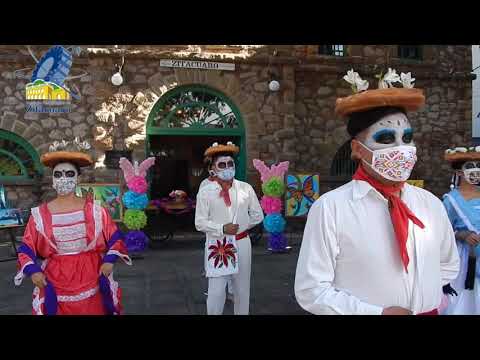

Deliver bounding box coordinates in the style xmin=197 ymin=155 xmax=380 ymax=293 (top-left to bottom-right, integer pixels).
xmin=0 ymin=45 xmax=473 ymax=213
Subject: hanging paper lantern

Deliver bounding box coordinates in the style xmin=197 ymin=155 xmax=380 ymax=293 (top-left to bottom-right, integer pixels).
xmin=262 ymin=176 xmax=285 ymax=197
xmin=260 ymin=196 xmax=283 ymax=214
xmin=124 ymin=209 xmax=147 ymax=230
xmin=122 ymin=191 xmax=149 ymax=210
xmin=125 ymin=230 xmax=149 ymax=253
xmin=263 ymin=213 xmax=286 ymax=234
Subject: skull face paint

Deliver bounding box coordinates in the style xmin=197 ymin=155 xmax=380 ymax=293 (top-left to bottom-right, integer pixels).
xmin=357 ymin=111 xmax=417 ymax=182
xmin=214 ymin=156 xmax=235 ymax=181
xmin=52 ymin=162 xmax=78 ymax=196
xmin=362 ymin=112 xmax=415 ymax=150
xmin=461 ymin=161 xmax=480 ymax=185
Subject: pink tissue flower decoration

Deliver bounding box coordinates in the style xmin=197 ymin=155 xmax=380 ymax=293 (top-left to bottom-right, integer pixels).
xmin=127 ymin=176 xmax=148 ymax=194
xmin=260 ymin=196 xmax=282 ymax=214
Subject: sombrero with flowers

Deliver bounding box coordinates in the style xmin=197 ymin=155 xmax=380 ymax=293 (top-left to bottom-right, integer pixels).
xmin=41 ymin=138 xmax=94 ymax=168
xmin=444 ymin=146 xmax=480 ymax=163
xmin=335 ymin=68 xmax=426 ymax=118
xmin=204 ymin=142 xmax=239 ymax=159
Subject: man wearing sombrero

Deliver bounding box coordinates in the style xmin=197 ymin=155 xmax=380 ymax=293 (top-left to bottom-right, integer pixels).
xmin=441 ymin=146 xmax=480 ymax=314
xmin=14 ymin=138 xmax=132 ymax=315
xmin=295 ymin=69 xmax=460 ymax=315
xmin=195 ymin=142 xmax=264 ymax=315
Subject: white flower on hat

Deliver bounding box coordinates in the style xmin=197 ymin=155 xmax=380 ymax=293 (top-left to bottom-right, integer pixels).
xmin=212 ymin=142 xmax=218 ymax=147
xmin=378 ymin=68 xmax=401 ymax=89
xmin=400 ymin=72 xmax=415 ymax=89
xmin=475 ymin=146 xmax=480 ymax=152
xmin=343 ymin=69 xmax=369 ymax=93
xmin=227 ymin=141 xmax=234 ymax=146
xmin=455 ymin=147 xmax=468 ymax=153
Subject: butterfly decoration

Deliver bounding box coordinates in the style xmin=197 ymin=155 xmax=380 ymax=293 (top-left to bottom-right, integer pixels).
xmin=119 ymin=157 xmax=156 ymax=183
xmin=252 ymin=159 xmax=290 ymax=183
xmin=286 ymin=175 xmax=319 ymax=216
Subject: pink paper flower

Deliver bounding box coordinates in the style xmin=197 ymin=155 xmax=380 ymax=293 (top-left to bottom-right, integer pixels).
xmin=260 ymin=196 xmax=282 ymax=214
xmin=127 ymin=176 xmax=148 ymax=194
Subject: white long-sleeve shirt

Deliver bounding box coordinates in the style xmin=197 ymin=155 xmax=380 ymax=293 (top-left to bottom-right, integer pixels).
xmin=294 ymin=180 xmax=460 ymax=315
xmin=195 ymin=179 xmax=264 ymax=275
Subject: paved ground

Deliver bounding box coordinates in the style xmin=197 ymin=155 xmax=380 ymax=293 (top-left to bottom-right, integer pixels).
xmin=0 ymin=234 xmax=308 ymax=315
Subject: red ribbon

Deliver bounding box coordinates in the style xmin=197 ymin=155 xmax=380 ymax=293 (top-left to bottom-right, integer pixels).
xmin=352 ymin=164 xmax=425 ymax=272
xmin=214 ymin=178 xmax=233 ymax=207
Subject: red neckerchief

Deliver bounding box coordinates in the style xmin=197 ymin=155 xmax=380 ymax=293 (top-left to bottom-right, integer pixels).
xmin=214 ymin=178 xmax=233 ymax=207
xmin=352 ymin=164 xmax=425 ymax=272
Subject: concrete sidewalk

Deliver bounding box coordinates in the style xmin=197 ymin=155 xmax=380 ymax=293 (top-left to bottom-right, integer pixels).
xmin=0 ymin=235 xmax=308 ymax=315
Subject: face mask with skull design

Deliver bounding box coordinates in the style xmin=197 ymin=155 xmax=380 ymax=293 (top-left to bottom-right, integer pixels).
xmin=52 ymin=162 xmax=78 ymax=196
xmin=214 ymin=156 xmax=236 ymax=181
xmin=356 ymin=112 xmax=417 ymax=182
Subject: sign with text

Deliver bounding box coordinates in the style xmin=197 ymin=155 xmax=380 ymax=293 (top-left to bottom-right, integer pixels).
xmin=160 ymin=59 xmax=235 ymax=71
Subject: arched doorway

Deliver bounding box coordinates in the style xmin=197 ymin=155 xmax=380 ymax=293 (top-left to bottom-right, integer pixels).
xmin=146 ymin=84 xmax=246 ymax=200
xmin=0 ymin=129 xmax=43 ymax=184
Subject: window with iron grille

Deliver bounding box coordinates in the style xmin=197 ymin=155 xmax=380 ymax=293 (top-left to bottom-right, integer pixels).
xmin=319 ymin=45 xmax=345 ymax=56
xmin=398 ymin=45 xmax=423 ymax=60
xmin=330 ymin=140 xmax=358 ymax=177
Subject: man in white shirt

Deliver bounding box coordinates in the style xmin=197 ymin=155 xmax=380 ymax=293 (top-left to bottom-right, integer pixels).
xmin=295 ymin=69 xmax=460 ymax=315
xmin=195 ymin=142 xmax=264 ymax=315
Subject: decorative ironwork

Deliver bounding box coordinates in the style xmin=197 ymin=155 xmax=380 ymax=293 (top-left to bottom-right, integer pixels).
xmin=330 ymin=140 xmax=358 ymax=177
xmin=149 ymin=86 xmax=243 ymax=130
xmin=0 ymin=130 xmax=43 ymax=181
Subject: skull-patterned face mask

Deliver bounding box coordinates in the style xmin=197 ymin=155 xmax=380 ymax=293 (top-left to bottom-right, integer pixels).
xmin=52 ymin=162 xmax=78 ymax=196
xmin=461 ymin=161 xmax=480 ymax=185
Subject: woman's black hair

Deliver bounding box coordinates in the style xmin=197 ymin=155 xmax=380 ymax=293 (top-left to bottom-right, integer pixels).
xmin=347 ymin=106 xmax=407 ymax=138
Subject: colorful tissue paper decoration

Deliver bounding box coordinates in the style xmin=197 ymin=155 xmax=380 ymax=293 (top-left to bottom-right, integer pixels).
xmin=119 ymin=157 xmax=155 ymax=253
xmin=253 ymin=159 xmax=290 ymax=253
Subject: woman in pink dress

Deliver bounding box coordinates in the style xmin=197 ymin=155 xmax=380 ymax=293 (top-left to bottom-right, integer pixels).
xmin=14 ymin=141 xmax=131 ymax=315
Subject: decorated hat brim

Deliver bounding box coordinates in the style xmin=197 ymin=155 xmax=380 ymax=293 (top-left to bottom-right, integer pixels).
xmin=444 ymin=152 xmax=480 ymax=163
xmin=204 ymin=144 xmax=239 ymax=158
xmin=40 ymin=151 xmax=94 ymax=168
xmin=335 ymin=88 xmax=426 ymax=117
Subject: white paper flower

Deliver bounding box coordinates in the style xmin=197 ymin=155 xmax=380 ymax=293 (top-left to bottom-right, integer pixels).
xmin=343 ymin=69 xmax=369 ymax=93
xmin=455 ymin=147 xmax=468 ymax=153
xmin=400 ymin=72 xmax=415 ymax=89
xmin=379 ymin=68 xmax=401 ymax=89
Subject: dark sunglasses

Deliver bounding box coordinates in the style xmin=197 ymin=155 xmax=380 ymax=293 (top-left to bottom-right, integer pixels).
xmin=53 ymin=170 xmax=77 ymax=178
xmin=216 ymin=160 xmax=235 ymax=169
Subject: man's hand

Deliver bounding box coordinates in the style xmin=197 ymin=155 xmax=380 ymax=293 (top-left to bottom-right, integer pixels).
xmin=223 ymin=223 xmax=239 ymax=235
xmin=31 ymin=272 xmax=47 ymax=288
xmin=382 ymin=306 xmax=412 ymax=315
xmin=100 ymin=263 xmax=114 ymax=277
xmin=465 ymin=232 xmax=480 ymax=246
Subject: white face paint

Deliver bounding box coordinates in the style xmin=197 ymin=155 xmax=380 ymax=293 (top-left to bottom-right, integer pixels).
xmin=214 ymin=156 xmax=235 ymax=181
xmin=362 ymin=112 xmax=414 ymax=150
xmin=461 ymin=161 xmax=480 ymax=185
xmin=52 ymin=162 xmax=78 ymax=196
xmin=358 ymin=112 xmax=417 ymax=182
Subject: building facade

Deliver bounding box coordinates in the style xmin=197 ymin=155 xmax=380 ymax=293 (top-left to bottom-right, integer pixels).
xmin=0 ymin=45 xmax=473 ymax=214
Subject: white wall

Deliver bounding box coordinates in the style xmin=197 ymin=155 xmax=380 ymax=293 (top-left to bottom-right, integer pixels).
xmin=473 ymin=45 xmax=480 ymax=138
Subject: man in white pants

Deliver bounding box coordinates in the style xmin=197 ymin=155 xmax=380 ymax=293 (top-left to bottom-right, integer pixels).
xmin=195 ymin=142 xmax=264 ymax=315
xmin=199 ymin=168 xmax=234 ymax=302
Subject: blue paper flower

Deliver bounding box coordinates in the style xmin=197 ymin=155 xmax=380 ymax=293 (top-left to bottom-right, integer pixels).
xmin=263 ymin=214 xmax=286 ymax=234
xmin=125 ymin=230 xmax=148 ymax=253
xmin=122 ymin=191 xmax=149 ymax=210
xmin=268 ymin=232 xmax=288 ymax=252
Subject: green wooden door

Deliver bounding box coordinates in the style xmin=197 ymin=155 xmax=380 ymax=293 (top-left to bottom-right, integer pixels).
xmin=146 ymin=85 xmax=247 ymax=181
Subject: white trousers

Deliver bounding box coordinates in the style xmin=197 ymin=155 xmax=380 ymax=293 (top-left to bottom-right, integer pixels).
xmin=207 ymin=238 xmax=251 ymax=315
